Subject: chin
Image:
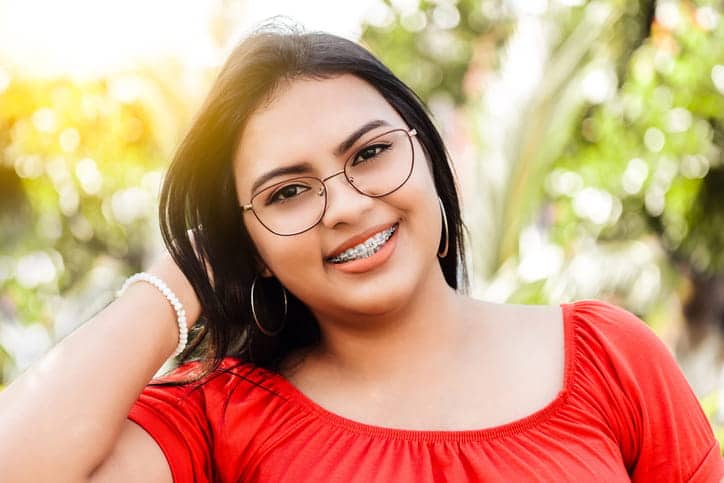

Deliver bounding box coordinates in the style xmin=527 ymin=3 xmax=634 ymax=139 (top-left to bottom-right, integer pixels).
xmin=334 ymin=277 xmax=421 ymax=318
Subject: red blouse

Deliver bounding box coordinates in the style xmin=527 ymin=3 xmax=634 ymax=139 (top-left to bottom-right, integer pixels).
xmin=128 ymin=300 xmax=724 ymax=482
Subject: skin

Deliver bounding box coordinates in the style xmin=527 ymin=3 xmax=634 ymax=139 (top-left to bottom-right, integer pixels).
xmin=233 ymin=74 xmax=566 ymax=430
xmin=235 ymin=75 xmax=445 ymax=323
xmin=0 ymin=74 xmax=566 ymax=483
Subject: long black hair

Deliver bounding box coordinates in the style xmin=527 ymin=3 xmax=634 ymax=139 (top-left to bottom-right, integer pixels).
xmin=156 ymin=20 xmax=467 ymax=382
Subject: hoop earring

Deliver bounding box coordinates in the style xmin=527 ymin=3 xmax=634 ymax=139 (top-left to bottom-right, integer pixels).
xmin=438 ymin=197 xmax=449 ymax=258
xmin=250 ymin=275 xmax=287 ymax=336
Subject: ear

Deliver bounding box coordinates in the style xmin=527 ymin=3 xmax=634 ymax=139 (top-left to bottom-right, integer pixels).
xmin=253 ymin=252 xmax=273 ymax=278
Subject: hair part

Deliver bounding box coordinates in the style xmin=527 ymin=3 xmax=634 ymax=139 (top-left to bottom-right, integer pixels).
xmin=154 ymin=20 xmax=468 ymax=386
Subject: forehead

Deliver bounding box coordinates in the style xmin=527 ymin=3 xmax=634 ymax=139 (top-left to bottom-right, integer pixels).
xmin=233 ymin=74 xmax=405 ymax=193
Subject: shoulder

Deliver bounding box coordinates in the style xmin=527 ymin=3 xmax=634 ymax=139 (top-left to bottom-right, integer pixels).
xmin=130 ymin=360 xmax=302 ymax=481
xmin=483 ymin=298 xmax=685 ymax=412
xmin=561 ymin=301 xmax=724 ymax=480
xmin=473 ymin=299 xmax=661 ymax=376
xmin=462 ymin=300 xmax=566 ymax=415
xmin=562 ymin=299 xmax=703 ymax=435
xmin=134 ymin=357 xmax=296 ymax=444
xmin=564 ymin=298 xmax=650 ymax=335
xmin=144 ymin=357 xmax=287 ymax=408
xmin=474 ymin=301 xmax=565 ymax=369
xmin=563 ymin=299 xmax=670 ymax=369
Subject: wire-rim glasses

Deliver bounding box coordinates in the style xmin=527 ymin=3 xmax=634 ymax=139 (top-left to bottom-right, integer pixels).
xmin=241 ymin=127 xmax=417 ymax=236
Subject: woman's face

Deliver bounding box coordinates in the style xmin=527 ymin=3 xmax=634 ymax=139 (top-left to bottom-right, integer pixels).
xmin=233 ymin=74 xmax=443 ymax=322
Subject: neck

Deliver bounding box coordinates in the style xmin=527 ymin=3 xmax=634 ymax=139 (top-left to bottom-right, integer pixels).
xmin=307 ymin=268 xmax=468 ymax=381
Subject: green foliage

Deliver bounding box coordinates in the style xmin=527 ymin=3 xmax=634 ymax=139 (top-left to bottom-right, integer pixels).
xmin=363 ymin=0 xmax=515 ymax=104
xmin=552 ymin=11 xmax=724 ymax=275
xmin=0 ymin=75 xmax=173 ymax=380
xmin=361 ymin=0 xmax=724 ymax=452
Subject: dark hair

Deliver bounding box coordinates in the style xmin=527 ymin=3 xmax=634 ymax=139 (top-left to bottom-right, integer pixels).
xmin=156 ymin=20 xmax=467 ymax=382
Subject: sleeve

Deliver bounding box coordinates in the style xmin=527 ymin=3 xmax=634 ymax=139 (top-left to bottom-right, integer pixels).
xmin=575 ymin=300 xmax=724 ymax=482
xmin=127 ymin=366 xmax=214 ymax=483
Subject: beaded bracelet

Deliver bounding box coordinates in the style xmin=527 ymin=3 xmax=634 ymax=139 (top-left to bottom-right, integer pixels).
xmin=116 ymin=272 xmax=188 ymax=357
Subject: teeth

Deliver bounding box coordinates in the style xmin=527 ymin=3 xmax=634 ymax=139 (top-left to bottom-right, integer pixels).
xmin=329 ymin=224 xmax=397 ymax=264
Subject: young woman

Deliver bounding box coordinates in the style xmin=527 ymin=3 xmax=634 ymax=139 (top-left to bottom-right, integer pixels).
xmin=0 ymin=24 xmax=722 ymax=482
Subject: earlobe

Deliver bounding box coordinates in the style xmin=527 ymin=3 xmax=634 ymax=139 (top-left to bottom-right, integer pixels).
xmin=253 ymin=253 xmax=274 ymax=277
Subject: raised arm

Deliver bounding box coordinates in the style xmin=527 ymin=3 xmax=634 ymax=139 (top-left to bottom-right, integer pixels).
xmin=0 ymin=250 xmax=201 ymax=483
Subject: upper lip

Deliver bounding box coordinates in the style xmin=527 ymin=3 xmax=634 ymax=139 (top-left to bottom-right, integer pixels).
xmin=325 ymin=222 xmax=398 ymax=259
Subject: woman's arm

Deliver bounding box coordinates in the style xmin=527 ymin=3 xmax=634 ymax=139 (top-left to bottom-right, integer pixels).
xmin=0 ymin=251 xmax=201 ymax=483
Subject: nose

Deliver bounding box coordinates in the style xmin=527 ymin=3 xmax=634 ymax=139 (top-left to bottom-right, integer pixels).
xmin=320 ymin=171 xmax=375 ymax=229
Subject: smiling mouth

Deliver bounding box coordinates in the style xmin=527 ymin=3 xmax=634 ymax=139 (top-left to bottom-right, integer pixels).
xmin=326 ymin=224 xmax=399 ymax=264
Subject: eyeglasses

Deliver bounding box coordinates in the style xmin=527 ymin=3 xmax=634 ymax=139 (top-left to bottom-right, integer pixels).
xmin=241 ymin=127 xmax=417 ymax=236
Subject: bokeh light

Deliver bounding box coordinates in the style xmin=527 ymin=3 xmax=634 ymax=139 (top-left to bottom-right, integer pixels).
xmin=1 ymin=0 xmax=723 ymax=452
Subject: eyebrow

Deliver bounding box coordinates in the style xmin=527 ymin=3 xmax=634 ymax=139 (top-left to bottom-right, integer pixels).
xmin=250 ymin=162 xmax=315 ymax=195
xmin=333 ymin=119 xmax=390 ymax=157
xmin=249 ymin=119 xmax=390 ymax=194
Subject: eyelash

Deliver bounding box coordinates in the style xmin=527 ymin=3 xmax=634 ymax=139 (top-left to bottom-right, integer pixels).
xmin=266 ymin=184 xmax=311 ymax=206
xmin=352 ymin=143 xmax=391 ymax=165
xmin=262 ymin=140 xmax=394 ymax=205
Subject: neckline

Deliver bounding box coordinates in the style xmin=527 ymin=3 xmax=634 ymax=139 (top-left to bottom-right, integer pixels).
xmin=259 ymin=302 xmax=578 ymax=442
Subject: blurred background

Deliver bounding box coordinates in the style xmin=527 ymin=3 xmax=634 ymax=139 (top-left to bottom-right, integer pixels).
xmin=1 ymin=0 xmax=723 ymax=448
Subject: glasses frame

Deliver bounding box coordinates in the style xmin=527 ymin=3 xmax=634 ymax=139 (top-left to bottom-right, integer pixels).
xmin=241 ymin=127 xmax=418 ymax=236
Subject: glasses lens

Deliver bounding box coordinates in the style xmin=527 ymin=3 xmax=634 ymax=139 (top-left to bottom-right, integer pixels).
xmin=345 ymin=129 xmax=413 ymax=197
xmin=251 ymin=177 xmax=326 ymax=235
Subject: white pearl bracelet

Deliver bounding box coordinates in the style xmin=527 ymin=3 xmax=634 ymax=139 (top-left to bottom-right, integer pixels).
xmin=116 ymin=272 xmax=188 ymax=357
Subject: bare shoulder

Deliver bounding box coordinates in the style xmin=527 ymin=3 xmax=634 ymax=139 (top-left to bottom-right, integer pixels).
xmin=463 ymin=299 xmax=564 ymax=344
xmin=461 ymin=299 xmax=566 ymax=411
xmin=499 ymin=301 xmax=564 ymax=347
xmin=488 ymin=301 xmax=564 ymax=363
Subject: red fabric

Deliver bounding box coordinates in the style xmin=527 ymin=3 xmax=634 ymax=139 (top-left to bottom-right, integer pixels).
xmin=127 ymin=300 xmax=724 ymax=482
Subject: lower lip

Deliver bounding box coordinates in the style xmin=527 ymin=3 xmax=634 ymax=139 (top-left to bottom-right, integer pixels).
xmin=327 ymin=226 xmax=398 ymax=274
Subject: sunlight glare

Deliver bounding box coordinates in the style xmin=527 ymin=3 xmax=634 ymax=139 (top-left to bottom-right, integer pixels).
xmin=0 ymin=0 xmax=218 ymax=78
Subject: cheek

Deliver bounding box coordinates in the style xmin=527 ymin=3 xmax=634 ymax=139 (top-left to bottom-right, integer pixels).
xmin=413 ymin=143 xmax=438 ymax=188
xmin=405 ymin=154 xmax=444 ymax=244
xmin=249 ymin=228 xmax=321 ymax=281
xmin=244 ymin=218 xmax=282 ymax=272
xmin=405 ymin=149 xmax=439 ymax=205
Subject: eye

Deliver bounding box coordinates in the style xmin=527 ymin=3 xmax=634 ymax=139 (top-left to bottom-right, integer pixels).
xmin=351 ymin=143 xmax=392 ymax=166
xmin=266 ymin=183 xmax=311 ymax=205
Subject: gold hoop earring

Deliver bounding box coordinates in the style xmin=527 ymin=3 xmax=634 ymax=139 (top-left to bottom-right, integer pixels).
xmin=438 ymin=197 xmax=449 ymax=258
xmin=250 ymin=275 xmax=287 ymax=336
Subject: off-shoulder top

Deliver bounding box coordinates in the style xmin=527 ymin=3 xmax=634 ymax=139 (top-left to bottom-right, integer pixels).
xmin=127 ymin=300 xmax=724 ymax=482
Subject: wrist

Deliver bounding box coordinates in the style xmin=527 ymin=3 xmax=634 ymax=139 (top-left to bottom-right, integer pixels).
xmin=117 ymin=272 xmax=189 ymax=357
xmin=146 ymin=253 xmax=202 ymax=328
